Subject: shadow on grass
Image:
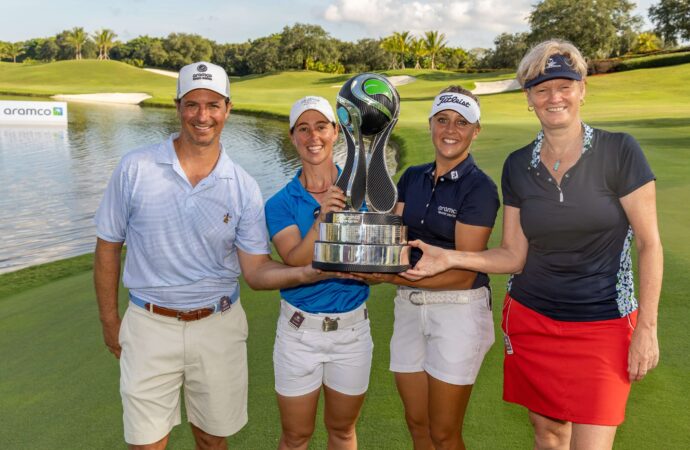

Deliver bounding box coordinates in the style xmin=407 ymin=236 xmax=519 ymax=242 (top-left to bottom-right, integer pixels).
xmin=413 ymin=70 xmax=513 ymax=82
xmin=590 ymin=117 xmax=690 ymax=129
xmin=400 ymin=95 xmax=437 ymax=102
xmin=312 ymin=70 xmax=516 ymax=86
xmin=231 ymin=72 xmax=285 ymax=84
xmin=313 ymin=74 xmax=358 ymax=85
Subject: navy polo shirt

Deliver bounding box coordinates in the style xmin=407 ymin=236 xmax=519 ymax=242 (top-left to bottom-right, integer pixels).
xmin=398 ymin=155 xmax=499 ymax=289
xmin=502 ymin=125 xmax=655 ymax=321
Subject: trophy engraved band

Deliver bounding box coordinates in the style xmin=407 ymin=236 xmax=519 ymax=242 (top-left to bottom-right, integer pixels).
xmin=312 ymin=73 xmax=410 ymax=273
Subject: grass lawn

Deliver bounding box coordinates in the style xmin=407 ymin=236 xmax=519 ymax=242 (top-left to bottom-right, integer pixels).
xmin=1 ymin=61 xmax=689 ymax=448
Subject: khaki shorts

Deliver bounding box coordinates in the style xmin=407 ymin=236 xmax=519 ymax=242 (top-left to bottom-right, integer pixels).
xmin=389 ymin=286 xmax=494 ymax=385
xmin=273 ymin=300 xmax=373 ymax=397
xmin=119 ymin=300 xmax=249 ymax=445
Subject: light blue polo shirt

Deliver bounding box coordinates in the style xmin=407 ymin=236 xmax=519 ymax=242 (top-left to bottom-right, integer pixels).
xmin=264 ymin=170 xmax=369 ymax=314
xmin=95 ymin=133 xmax=270 ymax=309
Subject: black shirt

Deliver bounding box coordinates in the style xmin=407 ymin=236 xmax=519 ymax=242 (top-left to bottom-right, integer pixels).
xmin=502 ymin=125 xmax=655 ymax=321
xmin=398 ymin=154 xmax=500 ymax=289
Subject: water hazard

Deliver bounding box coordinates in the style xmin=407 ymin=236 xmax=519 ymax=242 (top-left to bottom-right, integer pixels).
xmin=0 ymin=97 xmax=397 ymax=274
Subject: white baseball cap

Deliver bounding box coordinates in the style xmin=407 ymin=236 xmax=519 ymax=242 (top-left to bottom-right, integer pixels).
xmin=289 ymin=96 xmax=336 ymax=130
xmin=429 ymin=92 xmax=481 ymax=123
xmin=176 ymin=61 xmax=230 ymax=100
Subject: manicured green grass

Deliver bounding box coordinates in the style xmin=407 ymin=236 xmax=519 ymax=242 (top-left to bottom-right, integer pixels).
xmin=0 ymin=60 xmax=176 ymax=104
xmin=1 ymin=62 xmax=689 ymax=448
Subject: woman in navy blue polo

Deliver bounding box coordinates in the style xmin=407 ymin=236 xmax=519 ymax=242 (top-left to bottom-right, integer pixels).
xmin=363 ymin=85 xmax=499 ymax=449
xmin=404 ymin=40 xmax=663 ymax=450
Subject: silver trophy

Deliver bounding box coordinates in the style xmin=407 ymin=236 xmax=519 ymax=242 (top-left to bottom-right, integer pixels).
xmin=313 ymin=73 xmax=410 ymax=273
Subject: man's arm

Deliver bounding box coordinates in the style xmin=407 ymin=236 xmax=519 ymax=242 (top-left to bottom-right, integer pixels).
xmin=94 ymin=238 xmax=124 ymax=359
xmin=237 ymin=250 xmax=342 ymax=290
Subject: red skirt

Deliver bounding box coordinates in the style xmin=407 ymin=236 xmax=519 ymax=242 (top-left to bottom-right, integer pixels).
xmin=501 ymin=294 xmax=637 ymax=426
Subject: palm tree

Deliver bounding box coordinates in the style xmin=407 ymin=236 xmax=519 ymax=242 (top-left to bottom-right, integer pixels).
xmin=4 ymin=42 xmax=25 ymax=63
xmin=381 ymin=31 xmax=416 ymax=69
xmin=423 ymin=31 xmax=447 ymax=70
xmin=66 ymin=27 xmax=88 ymax=60
xmin=94 ymin=29 xmax=117 ymax=60
xmin=389 ymin=31 xmax=412 ymax=69
xmin=409 ymin=38 xmax=427 ymax=69
xmin=380 ymin=36 xmax=400 ymax=69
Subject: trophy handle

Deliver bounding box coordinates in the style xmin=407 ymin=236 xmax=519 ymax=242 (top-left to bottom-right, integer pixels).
xmin=365 ymin=117 xmax=398 ymax=213
xmin=335 ymin=100 xmax=367 ymax=211
xmin=335 ymin=123 xmax=356 ymax=196
xmin=348 ymin=131 xmax=367 ymax=210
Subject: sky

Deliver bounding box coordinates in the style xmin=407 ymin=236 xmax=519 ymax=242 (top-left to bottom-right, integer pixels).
xmin=0 ymin=0 xmax=657 ymax=50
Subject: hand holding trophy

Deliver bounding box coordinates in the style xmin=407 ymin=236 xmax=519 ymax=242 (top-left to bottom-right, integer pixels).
xmin=312 ymin=73 xmax=410 ymax=273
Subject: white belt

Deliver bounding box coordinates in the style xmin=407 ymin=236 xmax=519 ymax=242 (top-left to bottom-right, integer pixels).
xmin=397 ymin=286 xmax=488 ymax=305
xmin=280 ymin=300 xmax=368 ymax=332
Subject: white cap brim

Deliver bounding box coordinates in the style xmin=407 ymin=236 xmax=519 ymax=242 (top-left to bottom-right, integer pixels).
xmin=429 ymin=93 xmax=480 ymax=123
xmin=289 ymin=96 xmax=336 ymax=129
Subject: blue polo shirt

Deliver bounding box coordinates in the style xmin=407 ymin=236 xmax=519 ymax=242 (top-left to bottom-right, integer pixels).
xmin=94 ymin=133 xmax=271 ymax=310
xmin=264 ymin=170 xmax=369 ymax=314
xmin=502 ymin=125 xmax=655 ymax=321
xmin=398 ymin=155 xmax=499 ymax=289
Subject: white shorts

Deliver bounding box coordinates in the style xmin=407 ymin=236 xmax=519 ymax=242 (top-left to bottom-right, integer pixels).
xmin=389 ymin=286 xmax=495 ymax=385
xmin=119 ymin=300 xmax=249 ymax=445
xmin=273 ymin=300 xmax=373 ymax=397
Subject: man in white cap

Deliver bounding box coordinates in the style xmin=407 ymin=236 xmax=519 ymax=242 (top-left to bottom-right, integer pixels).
xmin=94 ymin=62 xmax=335 ymax=449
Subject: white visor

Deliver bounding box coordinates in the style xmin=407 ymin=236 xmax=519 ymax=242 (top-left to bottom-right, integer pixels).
xmin=289 ymin=96 xmax=336 ymax=130
xmin=429 ymin=93 xmax=480 ymax=123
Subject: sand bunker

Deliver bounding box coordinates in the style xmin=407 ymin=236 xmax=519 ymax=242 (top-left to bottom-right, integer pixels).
xmin=471 ymin=79 xmax=521 ymax=95
xmin=144 ymin=68 xmax=179 ymax=78
xmin=51 ymin=93 xmax=152 ymax=105
xmin=387 ymin=75 xmax=416 ymax=86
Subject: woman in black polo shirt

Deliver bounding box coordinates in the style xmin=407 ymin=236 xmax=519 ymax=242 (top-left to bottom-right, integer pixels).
xmin=362 ymin=86 xmax=499 ymax=449
xmin=404 ymin=39 xmax=663 ymax=450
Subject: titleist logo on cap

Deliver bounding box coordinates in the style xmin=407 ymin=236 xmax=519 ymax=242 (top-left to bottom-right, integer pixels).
xmin=436 ymin=94 xmax=471 ymax=108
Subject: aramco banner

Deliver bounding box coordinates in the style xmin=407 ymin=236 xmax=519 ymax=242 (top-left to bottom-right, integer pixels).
xmin=0 ymin=101 xmax=68 ymax=125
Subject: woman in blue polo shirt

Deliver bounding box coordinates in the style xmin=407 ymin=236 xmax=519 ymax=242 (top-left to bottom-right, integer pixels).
xmin=363 ymin=85 xmax=499 ymax=449
xmin=404 ymin=40 xmax=663 ymax=449
xmin=264 ymin=96 xmax=372 ymax=450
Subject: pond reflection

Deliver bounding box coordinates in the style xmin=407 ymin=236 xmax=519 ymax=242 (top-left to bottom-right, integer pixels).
xmin=0 ymin=98 xmax=397 ymax=273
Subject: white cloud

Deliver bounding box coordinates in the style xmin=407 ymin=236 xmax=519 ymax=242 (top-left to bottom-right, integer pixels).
xmin=322 ymin=0 xmax=532 ymax=48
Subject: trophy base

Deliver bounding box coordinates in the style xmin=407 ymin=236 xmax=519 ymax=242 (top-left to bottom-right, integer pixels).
xmin=312 ymin=241 xmax=410 ymax=274
xmin=313 ymin=261 xmax=409 ymax=273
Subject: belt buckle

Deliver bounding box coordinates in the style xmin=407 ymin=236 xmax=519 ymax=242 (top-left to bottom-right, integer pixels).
xmin=322 ymin=317 xmax=339 ymax=332
xmin=176 ymin=309 xmax=193 ymax=321
xmin=408 ymin=291 xmax=424 ymax=305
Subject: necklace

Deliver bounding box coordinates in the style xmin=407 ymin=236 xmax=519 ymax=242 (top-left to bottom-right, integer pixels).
xmin=302 ymin=170 xmax=335 ymax=195
xmin=543 ymin=140 xmax=566 ymax=172
xmin=305 ymin=187 xmax=330 ymax=194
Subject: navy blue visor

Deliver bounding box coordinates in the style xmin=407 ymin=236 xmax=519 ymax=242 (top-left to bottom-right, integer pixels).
xmin=524 ymin=54 xmax=582 ymax=89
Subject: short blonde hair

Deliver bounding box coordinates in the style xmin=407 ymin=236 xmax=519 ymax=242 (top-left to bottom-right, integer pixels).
xmin=516 ymin=39 xmax=587 ymax=88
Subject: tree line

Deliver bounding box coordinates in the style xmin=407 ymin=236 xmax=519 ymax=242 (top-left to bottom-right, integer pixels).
xmin=1 ymin=0 xmax=688 ymax=73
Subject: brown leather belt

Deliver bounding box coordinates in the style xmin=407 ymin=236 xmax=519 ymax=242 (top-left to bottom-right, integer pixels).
xmin=129 ymin=292 xmax=239 ymax=322
xmin=145 ymin=303 xmax=215 ymax=321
